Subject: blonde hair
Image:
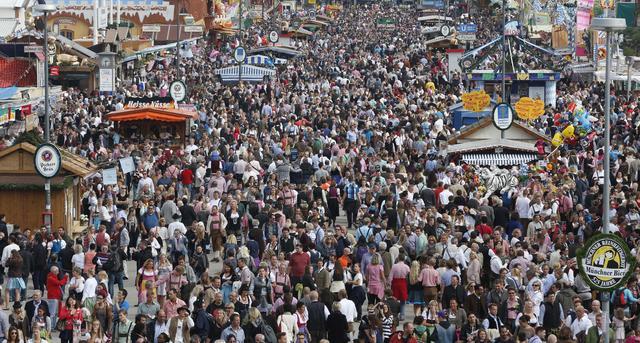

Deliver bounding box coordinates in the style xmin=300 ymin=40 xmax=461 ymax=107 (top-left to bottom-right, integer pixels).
xmin=409 ymin=260 xmax=421 ymax=284
xmin=227 ymin=235 xmax=237 ymax=245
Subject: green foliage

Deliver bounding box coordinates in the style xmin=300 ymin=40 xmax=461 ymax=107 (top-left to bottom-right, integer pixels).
xmin=13 ymin=130 xmax=44 ymax=146
xmin=622 ymin=27 xmax=640 ymax=56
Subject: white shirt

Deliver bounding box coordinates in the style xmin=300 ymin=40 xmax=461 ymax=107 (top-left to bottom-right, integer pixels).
xmin=338 ymin=298 xmax=358 ymax=322
xmin=173 ymin=317 xmax=194 ymax=343
xmin=515 ymin=196 xmax=531 ymax=219
xmin=168 ymin=221 xmax=187 ymax=235
xmin=72 ymin=253 xmax=85 ymax=270
xmin=154 ymin=321 xmax=169 ymax=343
xmin=569 ymin=315 xmax=592 ymax=339
xmin=83 ymin=277 xmax=98 ymax=302
xmin=1 ymin=243 xmax=19 ymax=267
xmin=439 ymin=189 xmax=453 ymax=205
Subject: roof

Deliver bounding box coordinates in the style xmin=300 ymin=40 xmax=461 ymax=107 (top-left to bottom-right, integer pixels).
xmin=106 ymin=107 xmax=198 ymax=123
xmin=248 ymin=45 xmax=302 ymax=57
xmin=0 ymin=142 xmax=96 ymax=176
xmin=448 ymin=116 xmax=551 ymax=144
xmin=0 ymin=18 xmax=18 ymax=38
xmin=55 ymin=35 xmax=98 ymax=59
xmin=0 ymin=57 xmax=36 ymax=88
xmin=447 ymin=138 xmax=538 ymax=153
xmin=461 ymin=152 xmax=539 ymax=166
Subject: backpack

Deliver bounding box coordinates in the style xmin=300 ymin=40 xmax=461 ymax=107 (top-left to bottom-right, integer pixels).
xmin=51 ymin=240 xmax=63 ymax=254
xmin=260 ymin=321 xmax=277 ymax=343
xmin=110 ymin=251 xmax=123 ymax=272
xmin=613 ymin=288 xmax=628 ymax=308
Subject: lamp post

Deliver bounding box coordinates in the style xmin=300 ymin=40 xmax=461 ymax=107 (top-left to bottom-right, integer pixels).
xmin=591 ymin=16 xmax=626 ymax=343
xmin=501 ymin=0 xmax=507 ymax=139
xmin=33 ymin=4 xmax=58 ymax=230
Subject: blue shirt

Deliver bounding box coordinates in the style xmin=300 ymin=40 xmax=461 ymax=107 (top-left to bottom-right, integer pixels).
xmin=345 ymin=183 xmax=360 ymax=200
xmin=221 ymin=325 xmax=246 ymax=343
xmin=142 ymin=212 xmax=159 ymax=230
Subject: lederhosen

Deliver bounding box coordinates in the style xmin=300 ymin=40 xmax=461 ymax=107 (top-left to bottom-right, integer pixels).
xmin=282 ymin=190 xmax=295 ymax=219
xmin=209 ymin=213 xmax=224 ymax=251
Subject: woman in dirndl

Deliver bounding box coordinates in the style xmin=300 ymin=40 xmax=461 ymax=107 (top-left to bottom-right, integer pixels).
xmin=6 ymin=250 xmax=25 ymax=306
xmin=408 ymin=260 xmax=425 ymax=316
xmin=388 ymin=254 xmax=410 ymax=321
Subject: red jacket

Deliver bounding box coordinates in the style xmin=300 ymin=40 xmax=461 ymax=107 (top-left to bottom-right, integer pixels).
xmin=59 ymin=305 xmax=83 ymax=331
xmin=289 ymin=252 xmax=310 ymax=278
xmin=389 ymin=332 xmax=418 ymax=343
xmin=46 ymin=272 xmax=68 ymax=300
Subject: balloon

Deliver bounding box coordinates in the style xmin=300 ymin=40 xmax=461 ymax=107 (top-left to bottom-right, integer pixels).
xmin=426 ymin=81 xmax=436 ymax=91
xmin=562 ymin=125 xmax=575 ymax=139
xmin=552 ymin=132 xmax=564 ymax=147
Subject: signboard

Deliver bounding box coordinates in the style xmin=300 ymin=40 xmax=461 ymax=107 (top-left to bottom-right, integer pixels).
xmin=25 ymin=114 xmax=39 ymax=132
xmin=142 ymin=25 xmax=161 ymax=33
xmin=419 ymin=0 xmax=445 ymax=9
xmin=578 ymin=234 xmax=636 ymax=290
xmin=124 ymin=96 xmax=174 ymax=109
xmin=37 ymin=60 xmax=45 ymax=87
xmin=34 ymin=143 xmax=62 ymax=179
xmin=99 ymin=69 xmax=114 ymax=92
xmin=461 ymin=90 xmax=491 ymax=112
xmin=425 ymin=36 xmax=448 ymax=45
xmin=49 ymin=66 xmax=59 ymax=76
xmin=440 ymin=25 xmax=451 ymax=37
xmin=119 ymin=157 xmax=136 ymax=174
xmin=421 ymin=26 xmax=441 ymax=34
xmin=457 ymin=24 xmax=477 ymax=33
xmin=457 ymin=34 xmax=476 ymax=41
xmin=234 ymin=46 xmax=246 ymax=63
xmin=269 ymin=31 xmax=279 ymax=43
xmin=504 ymin=20 xmax=519 ymax=36
xmin=492 ymin=102 xmax=514 ymax=130
xmin=169 ymin=81 xmax=187 ymax=102
xmin=514 ymin=97 xmax=545 ymax=120
xmin=184 ymin=25 xmax=203 ymax=33
xmin=102 ymin=168 xmax=118 ymax=185
xmin=376 ymin=18 xmax=397 ymax=28
xmin=24 ymin=45 xmax=43 ymax=53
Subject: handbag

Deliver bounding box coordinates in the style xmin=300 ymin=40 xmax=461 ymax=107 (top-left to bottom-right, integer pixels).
xmin=55 ymin=318 xmax=66 ymax=332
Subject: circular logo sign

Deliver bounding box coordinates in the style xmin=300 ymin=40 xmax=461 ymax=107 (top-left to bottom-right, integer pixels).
xmin=492 ymin=102 xmax=514 ymax=130
xmin=34 ymin=143 xmax=61 ymax=179
xmin=169 ymin=81 xmax=187 ymax=102
xmin=234 ymin=46 xmax=246 ymax=63
xmin=578 ymin=233 xmax=636 ymax=290
xmin=269 ymin=31 xmax=279 ymax=43
xmin=440 ymin=25 xmax=451 ymax=37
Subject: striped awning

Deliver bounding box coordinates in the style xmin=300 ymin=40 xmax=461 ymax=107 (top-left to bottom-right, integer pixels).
xmin=462 ymin=153 xmax=538 ymax=166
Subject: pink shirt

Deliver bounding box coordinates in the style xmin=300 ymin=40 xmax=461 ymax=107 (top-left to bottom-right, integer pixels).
xmin=419 ymin=266 xmax=441 ymax=287
xmin=163 ymin=298 xmax=186 ymax=318
xmin=388 ymin=262 xmax=410 ymax=286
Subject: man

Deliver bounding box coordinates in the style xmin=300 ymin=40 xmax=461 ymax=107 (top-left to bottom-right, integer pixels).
xmin=114 ymin=289 xmax=130 ymax=320
xmin=163 ymin=288 xmax=186 ymax=318
xmin=313 ymin=259 xmax=331 ymax=292
xmin=527 ymin=326 xmax=546 ymax=343
xmin=442 ymin=275 xmax=465 ymax=309
xmin=191 ymin=300 xmax=211 ymax=342
xmin=306 ymin=291 xmax=330 ymax=343
xmin=342 ymin=180 xmax=360 ymax=229
xmin=568 ymin=305 xmax=592 ymax=340
xmin=168 ymin=306 xmax=194 ymax=343
xmin=389 ymin=322 xmax=418 ymax=343
xmin=169 ymin=229 xmax=189 ymax=264
xmin=25 ymin=290 xmax=48 ymax=336
xmin=585 ymin=313 xmax=614 ymax=343
xmin=238 ymin=257 xmax=254 ymax=288
xmin=221 ymin=313 xmax=245 ymax=342
xmin=147 ymin=310 xmax=169 ymax=343
xmin=482 ymin=303 xmax=505 ymax=330
xmin=337 ymin=289 xmax=357 ymax=335
xmin=138 ymin=292 xmax=160 ymax=319
xmin=106 ymin=245 xmax=126 ymax=296
xmin=419 ymin=258 xmax=440 ymax=303
xmin=465 ymin=284 xmax=487 ymax=320
xmin=207 ymin=205 xmax=227 ymax=262
xmin=179 ymin=197 xmax=197 ymax=228
xmin=289 ymin=243 xmax=310 ymax=286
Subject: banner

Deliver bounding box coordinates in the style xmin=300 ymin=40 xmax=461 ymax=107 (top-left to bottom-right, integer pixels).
xmin=0 ymin=108 xmax=9 ymax=125
xmin=102 ymin=168 xmax=117 ymax=185
xmin=124 ymin=96 xmax=174 ymax=109
xmin=119 ymin=157 xmax=135 ymax=174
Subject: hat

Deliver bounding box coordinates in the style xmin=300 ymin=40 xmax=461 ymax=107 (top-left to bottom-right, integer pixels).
xmin=12 ymin=301 xmax=21 ymax=310
xmin=177 ymin=306 xmax=191 ymax=315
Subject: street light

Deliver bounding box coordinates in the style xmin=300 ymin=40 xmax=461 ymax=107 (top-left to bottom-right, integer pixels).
xmin=590 ymin=16 xmax=626 ymax=343
xmin=33 ymin=3 xmax=58 ymax=231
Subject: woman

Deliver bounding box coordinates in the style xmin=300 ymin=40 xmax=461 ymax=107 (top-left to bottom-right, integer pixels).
xmin=5 ymin=326 xmax=22 ymax=343
xmin=330 ymin=262 xmax=347 ymax=295
xmin=475 ymin=329 xmax=492 ymax=343
xmin=347 ymin=263 xmax=367 ymax=321
xmin=71 ymin=245 xmax=85 ymax=272
xmin=31 ymin=306 xmax=51 ymax=340
xmin=6 ymin=250 xmax=25 ymax=305
xmin=28 ymin=324 xmax=47 ymax=343
xmin=515 ymin=300 xmax=539 ymax=328
xmin=84 ymin=244 xmax=97 ymax=276
xmin=87 ymin=319 xmax=107 ymax=343
xmin=408 ymin=260 xmax=425 ymax=316
xmin=467 ymin=252 xmax=481 ymax=285
xmin=327 ymin=181 xmax=341 ymax=227
xmin=327 ymin=302 xmax=350 ymax=343
xmin=294 ymin=302 xmax=309 ymax=342
xmin=236 ymin=285 xmax=253 ymax=320
xmin=221 ymin=262 xmax=238 ymax=304
xmin=271 ymin=262 xmax=290 ymax=301
xmin=366 ymin=254 xmax=386 ymax=304
xmin=461 ymin=313 xmax=481 ymax=342
xmin=276 ymin=303 xmax=298 ymax=343
xmin=380 ymin=303 xmax=395 ymax=343
xmin=136 ymin=258 xmax=157 ymax=305
xmin=155 ymin=254 xmax=172 ymax=306
xmin=58 ymin=297 xmax=83 ymax=343
xmin=388 ymin=254 xmax=410 ymax=321
xmin=68 ymin=268 xmax=85 ymax=302
xmin=359 ymin=306 xmax=383 ymax=343
xmin=92 ymin=291 xmax=113 ymax=335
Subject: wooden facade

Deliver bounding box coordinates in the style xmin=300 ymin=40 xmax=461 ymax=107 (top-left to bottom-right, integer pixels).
xmin=0 ymin=143 xmax=96 ymax=234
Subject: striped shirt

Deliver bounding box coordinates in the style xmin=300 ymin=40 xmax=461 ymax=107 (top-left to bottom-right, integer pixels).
xmin=345 ymin=183 xmax=359 ymax=200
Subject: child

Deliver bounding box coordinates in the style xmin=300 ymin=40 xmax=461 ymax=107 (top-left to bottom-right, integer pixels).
xmin=614 ymin=307 xmax=635 ymax=343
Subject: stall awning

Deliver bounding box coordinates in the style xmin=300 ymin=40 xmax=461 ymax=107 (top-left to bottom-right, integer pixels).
xmin=106 ymin=107 xmax=198 ymax=123
xmin=462 ymin=153 xmax=538 ymax=166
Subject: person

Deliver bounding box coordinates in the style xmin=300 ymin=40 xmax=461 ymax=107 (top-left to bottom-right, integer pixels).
xmin=220 ymin=313 xmax=245 ymax=343
xmin=277 ymin=303 xmax=298 ymax=343
xmin=388 ymin=254 xmax=410 ymax=320
xmin=28 ymin=323 xmax=48 ymax=343
xmin=113 ymin=309 xmax=134 ymax=343
xmin=30 ymin=305 xmax=51 ymax=341
xmin=5 ymin=250 xmax=24 ymax=305
xmin=147 ymin=310 xmax=169 ymax=343
xmin=136 ymin=258 xmax=157 ymax=305
xmin=138 ymin=292 xmax=160 ymax=319
xmin=306 ymin=290 xmax=329 ymax=343
xmin=162 ymin=288 xmax=186 ymax=318
xmin=58 ymin=296 xmax=83 ymax=343
xmin=25 ymin=291 xmax=48 ymax=336
xmin=389 ymin=322 xmax=418 ymax=343
xmin=5 ymin=325 xmax=22 ymax=343
xmin=585 ymin=313 xmax=614 ymax=343
xmin=326 ymin=302 xmax=349 ymax=343
xmin=167 ymin=306 xmax=194 ymax=343
xmin=87 ymin=320 xmax=107 ymax=343
xmin=45 ymin=265 xmax=67 ymax=330
xmin=366 ymin=252 xmax=386 ymax=305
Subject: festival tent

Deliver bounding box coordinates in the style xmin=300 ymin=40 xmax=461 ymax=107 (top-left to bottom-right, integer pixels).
xmin=106 ymin=107 xmax=198 ymax=147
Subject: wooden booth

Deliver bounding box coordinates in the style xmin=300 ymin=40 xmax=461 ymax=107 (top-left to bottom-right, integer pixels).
xmin=0 ymin=142 xmax=96 ymax=234
xmin=106 ymin=107 xmax=198 ymax=147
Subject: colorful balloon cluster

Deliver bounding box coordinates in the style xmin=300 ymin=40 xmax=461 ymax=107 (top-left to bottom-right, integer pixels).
xmin=551 ymin=102 xmax=597 ymax=148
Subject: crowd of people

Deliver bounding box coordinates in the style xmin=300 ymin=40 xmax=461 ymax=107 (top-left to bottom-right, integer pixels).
xmin=0 ymin=2 xmax=639 ymax=343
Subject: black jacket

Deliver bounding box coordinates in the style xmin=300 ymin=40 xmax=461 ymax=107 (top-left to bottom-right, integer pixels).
xmin=58 ymin=246 xmax=75 ymax=273
xmin=19 ymin=249 xmax=34 ymax=276
xmin=31 ymin=243 xmax=48 ymax=270
xmin=442 ymin=284 xmax=466 ymax=309
xmin=326 ymin=311 xmax=350 ymax=343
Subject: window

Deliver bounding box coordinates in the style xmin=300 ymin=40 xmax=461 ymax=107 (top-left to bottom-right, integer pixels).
xmin=60 ymin=29 xmax=73 ymax=40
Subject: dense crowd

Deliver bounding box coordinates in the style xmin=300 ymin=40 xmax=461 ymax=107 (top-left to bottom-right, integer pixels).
xmin=0 ymin=2 xmax=640 ymax=343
